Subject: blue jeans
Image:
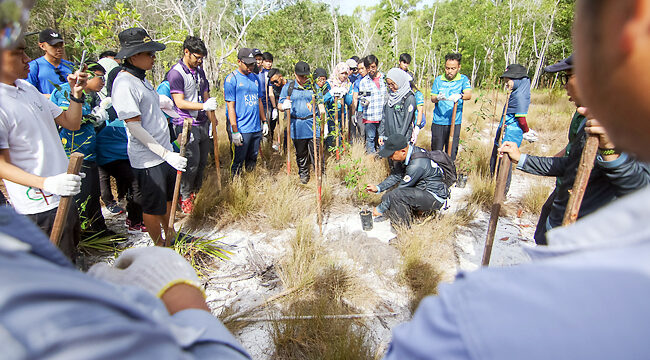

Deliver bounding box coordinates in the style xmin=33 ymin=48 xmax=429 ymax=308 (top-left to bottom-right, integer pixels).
xmin=231 ymin=131 xmax=262 ymax=176
xmin=365 ymin=122 xmax=380 ymax=154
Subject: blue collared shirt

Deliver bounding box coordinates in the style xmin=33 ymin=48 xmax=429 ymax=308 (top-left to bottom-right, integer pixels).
xmin=26 ymin=56 xmax=74 ymax=95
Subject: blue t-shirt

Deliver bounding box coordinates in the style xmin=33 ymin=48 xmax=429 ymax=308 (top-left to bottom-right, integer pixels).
xmin=258 ymin=68 xmax=269 ymax=110
xmin=27 ymin=57 xmax=74 ymax=95
xmin=414 ymin=90 xmax=426 ymax=128
xmin=353 ymin=77 xmax=363 ymax=111
xmin=348 ymin=73 xmax=361 ymax=84
xmin=506 ymin=78 xmax=531 ymax=116
xmin=50 ymin=83 xmax=97 ymax=161
xmin=430 ymin=74 xmax=472 ymax=125
xmin=278 ymin=81 xmax=320 ymax=140
xmin=224 ymin=70 xmax=263 ymax=134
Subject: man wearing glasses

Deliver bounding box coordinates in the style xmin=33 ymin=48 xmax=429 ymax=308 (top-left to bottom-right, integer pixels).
xmin=166 ymin=36 xmax=216 ymax=214
xmin=26 ymin=28 xmax=73 ymax=97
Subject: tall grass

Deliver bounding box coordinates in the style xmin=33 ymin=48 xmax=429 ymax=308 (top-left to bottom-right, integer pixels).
xmin=467 ymin=172 xmax=495 ymax=210
xmin=521 ymin=180 xmax=552 ymax=215
xmin=276 ymin=220 xmax=326 ymax=292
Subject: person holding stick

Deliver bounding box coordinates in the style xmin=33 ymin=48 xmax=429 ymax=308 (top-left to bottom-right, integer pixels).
xmin=323 ymin=63 xmax=353 ymax=152
xmin=497 ymin=55 xmax=649 ymax=245
xmin=111 ymin=28 xmax=187 ymax=246
xmin=430 ymin=53 xmax=472 ymax=160
xmin=26 ymin=28 xmax=74 ymax=97
xmin=278 ymin=61 xmax=321 ymax=184
xmin=0 ymin=37 xmax=87 ymax=260
xmin=166 ymin=36 xmax=216 ymax=214
xmin=267 ymin=68 xmax=285 ymax=150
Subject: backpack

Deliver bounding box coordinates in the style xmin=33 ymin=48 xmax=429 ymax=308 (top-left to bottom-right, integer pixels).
xmin=410 ymin=148 xmax=457 ymax=187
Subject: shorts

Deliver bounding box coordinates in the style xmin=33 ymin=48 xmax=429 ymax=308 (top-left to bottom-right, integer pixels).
xmin=133 ymin=162 xmax=175 ymax=215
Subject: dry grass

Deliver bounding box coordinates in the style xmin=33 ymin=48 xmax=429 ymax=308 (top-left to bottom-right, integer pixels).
xmin=276 ymin=220 xmax=327 ymax=292
xmin=467 ymin=172 xmax=496 ymax=211
xmin=520 ymin=180 xmax=552 ymax=215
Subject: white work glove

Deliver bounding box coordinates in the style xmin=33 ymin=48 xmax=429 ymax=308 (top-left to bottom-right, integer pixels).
xmin=232 ymin=131 xmax=244 ymax=146
xmin=163 ymin=151 xmax=187 ymax=172
xmin=88 ymin=247 xmax=202 ymax=298
xmin=202 ymin=97 xmax=217 ymax=112
xmin=410 ymin=126 xmax=420 ymax=143
xmin=282 ymin=99 xmax=291 ymax=110
xmin=272 ymin=108 xmax=278 ymax=120
xmin=91 ymin=106 xmax=109 ymax=125
xmin=158 ymin=94 xmax=174 ymax=110
xmin=523 ymin=129 xmax=539 ymax=143
xmin=99 ymin=96 xmax=112 ymax=110
xmin=436 ymin=94 xmax=447 ymax=101
xmin=330 ymin=87 xmax=346 ymax=98
xmin=448 ymin=93 xmax=463 ymax=103
xmin=262 ymin=122 xmax=269 ymax=136
xmin=43 ymin=173 xmax=82 ymax=196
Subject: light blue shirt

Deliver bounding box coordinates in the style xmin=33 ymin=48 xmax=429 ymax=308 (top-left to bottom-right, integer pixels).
xmin=0 ymin=207 xmax=251 ymax=359
xmin=430 ymin=74 xmax=471 ymax=125
xmin=384 ymin=186 xmax=650 ymax=360
xmin=224 ymin=70 xmax=263 ymax=134
xmin=26 ymin=57 xmax=74 ymax=95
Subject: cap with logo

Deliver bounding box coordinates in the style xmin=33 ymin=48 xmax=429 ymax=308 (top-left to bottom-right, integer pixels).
xmin=346 ymin=59 xmax=358 ymax=70
xmin=39 ymin=28 xmax=63 ymax=45
xmin=238 ymin=48 xmax=256 ymax=64
xmin=251 ymin=48 xmax=263 ymax=57
xmin=294 ymin=61 xmax=310 ymax=76
xmin=313 ymin=67 xmax=327 ymax=79
xmin=378 ymin=134 xmax=409 ymax=158
xmin=115 ymin=28 xmax=165 ymax=59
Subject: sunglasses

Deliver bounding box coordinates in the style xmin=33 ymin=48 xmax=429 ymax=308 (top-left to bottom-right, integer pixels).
xmin=350 ymin=68 xmax=358 ymax=71
xmin=191 ymin=53 xmax=204 ymax=62
xmin=54 ymin=68 xmax=67 ymax=83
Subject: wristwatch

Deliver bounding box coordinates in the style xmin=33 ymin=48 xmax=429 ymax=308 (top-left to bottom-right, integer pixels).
xmin=69 ymin=93 xmax=84 ymax=104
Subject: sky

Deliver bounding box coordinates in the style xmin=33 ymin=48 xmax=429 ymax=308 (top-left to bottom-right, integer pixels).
xmin=334 ymin=0 xmax=436 ymax=16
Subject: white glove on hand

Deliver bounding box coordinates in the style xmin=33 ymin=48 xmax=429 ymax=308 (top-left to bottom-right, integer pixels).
xmin=202 ymin=97 xmax=218 ymax=111
xmin=163 ymin=151 xmax=187 ymax=172
xmin=232 ymin=132 xmax=244 ymax=146
xmin=436 ymin=94 xmax=447 ymax=101
xmin=410 ymin=126 xmax=420 ymax=143
xmin=262 ymin=122 xmax=269 ymax=136
xmin=523 ymin=129 xmax=539 ymax=143
xmin=99 ymin=97 xmax=112 ymax=110
xmin=282 ymin=100 xmax=291 ymax=110
xmin=43 ymin=173 xmax=82 ymax=196
xmin=330 ymin=87 xmax=346 ymax=98
xmin=272 ymin=108 xmax=278 ymax=120
xmin=158 ymin=94 xmax=174 ymax=110
xmin=448 ymin=93 xmax=463 ymax=103
xmin=91 ymin=106 xmax=109 ymax=125
xmin=88 ymin=247 xmax=201 ymax=298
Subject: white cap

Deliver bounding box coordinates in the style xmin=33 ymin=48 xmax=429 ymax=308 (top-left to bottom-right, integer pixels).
xmin=346 ymin=59 xmax=358 ymax=69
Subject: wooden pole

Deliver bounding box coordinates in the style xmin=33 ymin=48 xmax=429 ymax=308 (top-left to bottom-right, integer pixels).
xmin=316 ymin=101 xmax=325 ymax=234
xmin=493 ymin=90 xmax=512 ymax=182
xmin=482 ymin=154 xmax=512 ymax=266
xmin=50 ymin=152 xmax=84 ymax=245
xmin=285 ymin=95 xmax=292 ymax=175
xmin=491 ymin=82 xmax=499 ymax=135
xmin=167 ymin=118 xmax=192 ymax=245
xmin=209 ymin=110 xmax=221 ymax=191
xmin=562 ymin=135 xmax=599 ymax=226
xmin=447 ymin=101 xmax=458 ymax=157
xmin=335 ymin=96 xmax=340 ymax=160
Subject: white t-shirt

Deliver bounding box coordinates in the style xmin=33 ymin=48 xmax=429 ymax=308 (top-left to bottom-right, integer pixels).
xmin=112 ymin=71 xmax=173 ymax=169
xmin=0 ymin=80 xmax=68 ymax=214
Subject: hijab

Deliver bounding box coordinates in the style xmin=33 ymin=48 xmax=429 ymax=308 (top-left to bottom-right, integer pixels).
xmin=327 ymin=62 xmax=351 ymax=92
xmin=386 ymin=67 xmax=412 ymax=107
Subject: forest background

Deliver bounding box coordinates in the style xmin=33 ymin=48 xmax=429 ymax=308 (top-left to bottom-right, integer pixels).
xmin=25 ymin=0 xmax=574 ymax=96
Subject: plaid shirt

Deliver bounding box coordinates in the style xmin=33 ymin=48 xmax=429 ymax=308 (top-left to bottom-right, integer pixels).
xmin=358 ymin=73 xmax=387 ymax=123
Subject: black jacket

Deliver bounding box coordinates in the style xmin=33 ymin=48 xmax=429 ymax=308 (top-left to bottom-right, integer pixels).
xmin=379 ymin=91 xmax=415 ymax=140
xmin=519 ymin=122 xmax=650 ymax=228
xmin=377 ymin=145 xmax=448 ymax=200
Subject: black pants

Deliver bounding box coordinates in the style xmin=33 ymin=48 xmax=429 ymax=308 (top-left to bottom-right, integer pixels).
xmin=99 ymin=165 xmax=127 ymax=205
xmin=76 ymin=160 xmax=107 ymax=234
xmin=380 ymin=187 xmax=443 ymax=227
xmin=99 ymin=159 xmax=143 ymax=224
xmin=174 ymin=122 xmax=211 ymax=199
xmin=534 ymin=189 xmax=556 ymax=245
xmin=431 ymin=123 xmax=462 ymax=161
xmin=293 ymin=138 xmax=321 ymax=182
xmin=28 ymin=206 xmax=80 ymax=261
xmin=489 ymin=130 xmax=513 ymax=195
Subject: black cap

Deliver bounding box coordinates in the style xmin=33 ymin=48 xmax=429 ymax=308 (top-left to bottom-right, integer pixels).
xmin=314 ymin=67 xmax=327 ymax=79
xmin=500 ymin=64 xmax=528 ymax=79
xmin=39 ymin=28 xmax=63 ymax=45
xmin=294 ymin=61 xmax=310 ymax=76
xmin=252 ymin=48 xmax=263 ymax=57
xmin=238 ymin=48 xmax=256 ymax=64
xmin=379 ymin=134 xmax=409 ymax=158
xmin=115 ymin=28 xmax=165 ymax=59
xmin=543 ymin=54 xmax=574 ymax=73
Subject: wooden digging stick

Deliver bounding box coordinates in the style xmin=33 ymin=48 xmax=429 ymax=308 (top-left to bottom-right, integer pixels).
xmin=482 ymin=154 xmax=512 ymax=266
xmin=167 ymin=118 xmax=192 ymax=245
xmin=447 ymin=100 xmax=459 ymax=157
xmin=318 ymin=103 xmax=327 ymax=235
xmin=312 ymin=96 xmax=322 ymax=233
xmin=209 ymin=110 xmax=222 ymax=191
xmin=335 ymin=96 xmax=340 ymax=160
xmin=562 ymin=135 xmax=599 ymax=226
xmin=493 ymin=90 xmax=512 ymax=182
xmin=50 ymin=152 xmax=84 ymax=245
xmin=285 ymin=95 xmax=292 ymax=175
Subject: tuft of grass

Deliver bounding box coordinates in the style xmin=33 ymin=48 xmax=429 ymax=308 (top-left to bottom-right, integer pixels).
xmin=276 ymin=220 xmax=326 ymax=292
xmin=171 ymin=230 xmax=232 ymax=277
xmin=77 ymin=231 xmax=126 ymax=256
xmin=521 ymin=180 xmax=552 ymax=214
xmin=403 ymin=258 xmax=441 ymax=313
xmin=467 ymin=173 xmax=495 ymax=210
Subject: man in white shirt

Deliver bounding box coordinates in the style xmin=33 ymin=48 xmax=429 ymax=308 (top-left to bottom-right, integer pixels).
xmin=0 ymin=39 xmax=87 ymax=260
xmin=111 ymin=28 xmax=187 ymax=246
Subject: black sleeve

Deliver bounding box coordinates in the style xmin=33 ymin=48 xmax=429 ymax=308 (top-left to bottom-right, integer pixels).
xmin=399 ymin=94 xmax=416 ymax=137
xmin=378 ymin=161 xmax=406 ymax=191
xmin=596 ymin=154 xmax=650 ymax=196
xmin=519 ymin=155 xmax=570 ymax=177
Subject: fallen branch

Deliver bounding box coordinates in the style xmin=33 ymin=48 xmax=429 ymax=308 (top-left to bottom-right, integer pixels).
xmin=228 ymin=311 xmax=400 ymax=322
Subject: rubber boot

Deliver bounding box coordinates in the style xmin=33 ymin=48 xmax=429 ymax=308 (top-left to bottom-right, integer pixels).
xmin=297 ymin=154 xmax=310 ymax=184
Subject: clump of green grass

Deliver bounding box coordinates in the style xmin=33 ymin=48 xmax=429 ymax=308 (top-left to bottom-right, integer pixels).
xmin=171 ymin=230 xmax=231 ymax=277
xmin=467 ymin=173 xmax=495 ymax=210
xmin=276 ymin=220 xmax=326 ymax=292
xmin=77 ymin=231 xmax=126 ymax=256
xmin=521 ymin=180 xmax=552 ymax=214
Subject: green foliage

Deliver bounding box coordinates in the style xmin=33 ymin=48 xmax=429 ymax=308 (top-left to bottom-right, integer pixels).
xmin=171 ymin=230 xmax=232 ymax=277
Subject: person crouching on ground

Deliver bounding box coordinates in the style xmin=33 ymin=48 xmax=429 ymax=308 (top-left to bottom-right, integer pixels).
xmin=111 ymin=28 xmax=187 ymax=246
xmin=365 ymin=134 xmax=448 ymax=227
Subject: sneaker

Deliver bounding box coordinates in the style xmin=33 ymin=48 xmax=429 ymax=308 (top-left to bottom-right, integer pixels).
xmin=106 ymin=202 xmax=125 ymax=215
xmin=180 ymin=197 xmax=194 ymax=214
xmin=126 ymin=220 xmax=147 ymax=234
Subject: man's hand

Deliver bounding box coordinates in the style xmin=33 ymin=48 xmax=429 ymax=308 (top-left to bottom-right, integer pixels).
xmin=232 ymin=132 xmax=244 ymax=146
xmin=67 ymin=66 xmax=88 ymax=97
xmin=202 ymin=97 xmax=218 ymax=111
xmin=436 ymin=94 xmax=447 ymax=102
xmin=272 ymin=108 xmax=278 ymax=120
xmin=522 ymin=129 xmax=539 ymax=143
xmin=163 ymin=152 xmax=187 ymax=172
xmin=372 ymin=207 xmax=381 ymax=217
xmin=579 ymin=107 xmax=616 ymax=150
xmin=497 ymin=141 xmax=522 ymax=164
xmin=262 ymin=122 xmax=269 ymax=136
xmin=43 ymin=173 xmax=82 ymax=196
xmin=282 ymin=99 xmax=291 ymax=110
xmin=448 ymin=93 xmax=462 ymax=103
xmin=365 ymin=184 xmax=378 ymax=193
